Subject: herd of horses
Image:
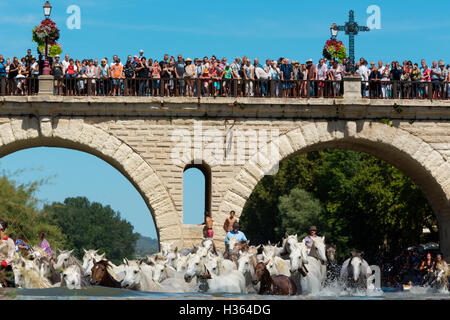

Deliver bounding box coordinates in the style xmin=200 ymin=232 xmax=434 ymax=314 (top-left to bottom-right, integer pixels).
xmin=4 ymin=233 xmax=391 ymax=296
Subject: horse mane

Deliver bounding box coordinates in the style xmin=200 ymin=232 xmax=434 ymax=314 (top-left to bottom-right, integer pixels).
xmin=21 ymin=267 xmax=53 ymax=288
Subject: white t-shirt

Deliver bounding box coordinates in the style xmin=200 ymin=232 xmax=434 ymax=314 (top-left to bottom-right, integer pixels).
xmin=31 ymin=62 xmax=39 ymax=75
xmin=358 ymin=65 xmax=369 ymax=81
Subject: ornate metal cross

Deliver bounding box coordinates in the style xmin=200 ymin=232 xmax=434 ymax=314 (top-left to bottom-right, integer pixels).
xmin=333 ymin=10 xmax=370 ymax=73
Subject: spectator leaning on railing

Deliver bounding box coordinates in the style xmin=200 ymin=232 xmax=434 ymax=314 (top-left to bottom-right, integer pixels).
xmin=0 ymin=50 xmax=448 ymax=99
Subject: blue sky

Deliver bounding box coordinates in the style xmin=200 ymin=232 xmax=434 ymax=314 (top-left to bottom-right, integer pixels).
xmin=0 ymin=0 xmax=448 ymax=239
xmin=0 ymin=148 xmax=205 ymax=239
xmin=0 ymin=0 xmax=449 ymax=63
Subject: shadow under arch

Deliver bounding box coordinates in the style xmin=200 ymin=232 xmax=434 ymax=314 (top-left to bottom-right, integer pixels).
xmin=0 ymin=117 xmax=183 ymax=250
xmin=219 ymin=120 xmax=450 ymax=256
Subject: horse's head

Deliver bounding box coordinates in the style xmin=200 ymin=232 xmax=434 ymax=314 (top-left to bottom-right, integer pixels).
xmin=90 ymin=259 xmax=109 ymax=285
xmin=152 ymin=261 xmax=168 ymax=283
xmin=326 ymin=244 xmax=337 ymax=263
xmin=62 ymin=265 xmax=81 ymax=289
xmin=286 ymin=234 xmax=298 ymax=251
xmin=38 ymin=256 xmax=52 ymax=278
xmin=164 ymin=250 xmax=177 ymax=268
xmin=252 ymin=261 xmax=269 ymax=285
xmin=121 ymin=260 xmax=144 ymax=289
xmin=204 ymin=253 xmax=223 ymax=276
xmin=184 ymin=253 xmax=206 ymax=283
xmin=83 ymin=250 xmax=105 ymax=277
xmin=202 ymin=238 xmax=214 ymax=250
xmin=312 ymin=237 xmax=327 ymax=263
xmin=228 ymin=238 xmax=237 ymax=252
xmin=238 ymin=252 xmax=255 ymax=276
xmin=289 ymin=243 xmax=305 ymax=274
xmin=55 ymin=250 xmax=74 ymax=270
xmin=176 ymin=254 xmax=189 ymax=272
xmin=347 ymin=252 xmax=365 ymax=283
xmin=160 ymin=241 xmax=173 ymax=257
xmin=196 ymin=246 xmax=209 ymax=259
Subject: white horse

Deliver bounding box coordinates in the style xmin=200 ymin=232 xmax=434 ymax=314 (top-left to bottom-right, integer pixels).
xmin=120 ymin=260 xmax=161 ymax=292
xmin=35 ymin=255 xmax=61 ymax=285
xmin=12 ymin=256 xmax=53 ymax=288
xmin=152 ymin=259 xmax=195 ymax=292
xmin=204 ymin=252 xmax=237 ymax=275
xmin=237 ymin=252 xmax=260 ymax=293
xmin=61 ymin=265 xmax=83 ymax=289
xmin=82 ymin=249 xmax=106 ymax=277
xmin=175 ymin=253 xmax=190 ymax=273
xmin=281 ymin=233 xmax=299 ymax=257
xmin=289 ymin=242 xmax=323 ymax=295
xmin=305 ymin=236 xmax=328 ymax=283
xmin=55 ymin=250 xmax=83 ymax=271
xmin=262 ymin=242 xmax=282 ymax=259
xmin=160 ymin=241 xmax=175 ymax=257
xmin=184 ymin=253 xmax=246 ymax=294
xmin=263 ymin=253 xmax=291 ymax=277
xmin=339 ymin=251 xmax=373 ymax=291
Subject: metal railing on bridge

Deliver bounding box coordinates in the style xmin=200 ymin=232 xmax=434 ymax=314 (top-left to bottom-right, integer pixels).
xmin=361 ymin=80 xmax=449 ymax=100
xmin=53 ymin=78 xmax=344 ymax=98
xmin=1 ymin=76 xmax=449 ymax=100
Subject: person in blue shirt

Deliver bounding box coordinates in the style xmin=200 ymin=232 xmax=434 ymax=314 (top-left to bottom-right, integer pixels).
xmin=9 ymin=233 xmax=30 ymax=253
xmin=225 ymin=222 xmax=248 ymax=250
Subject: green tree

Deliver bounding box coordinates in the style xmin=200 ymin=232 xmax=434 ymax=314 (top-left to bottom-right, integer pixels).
xmin=0 ymin=175 xmax=67 ymax=249
xmin=44 ymin=196 xmax=140 ymax=264
xmin=240 ymin=149 xmax=437 ymax=262
xmin=276 ymin=188 xmax=325 ymax=240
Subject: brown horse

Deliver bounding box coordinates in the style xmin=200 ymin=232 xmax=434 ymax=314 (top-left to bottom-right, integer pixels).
xmin=252 ymin=262 xmax=297 ymax=295
xmin=90 ymin=259 xmax=121 ymax=288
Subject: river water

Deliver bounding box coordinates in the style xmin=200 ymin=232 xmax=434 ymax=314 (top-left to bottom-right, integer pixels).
xmin=2 ymin=286 xmax=449 ymax=300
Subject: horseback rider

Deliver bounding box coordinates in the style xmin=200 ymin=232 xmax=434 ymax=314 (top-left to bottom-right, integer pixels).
xmin=303 ymin=226 xmax=319 ymax=252
xmin=225 ymin=222 xmax=247 ymax=251
xmin=0 ymin=219 xmax=16 ymax=287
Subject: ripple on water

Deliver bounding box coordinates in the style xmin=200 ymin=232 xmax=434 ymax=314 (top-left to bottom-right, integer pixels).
xmin=0 ymin=285 xmax=448 ymax=300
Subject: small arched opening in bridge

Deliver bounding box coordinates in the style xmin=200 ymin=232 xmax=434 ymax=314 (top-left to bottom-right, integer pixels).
xmin=183 ymin=163 xmax=212 ymax=225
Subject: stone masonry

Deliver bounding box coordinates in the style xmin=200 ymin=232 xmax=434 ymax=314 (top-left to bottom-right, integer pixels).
xmin=0 ymin=95 xmax=449 ymax=256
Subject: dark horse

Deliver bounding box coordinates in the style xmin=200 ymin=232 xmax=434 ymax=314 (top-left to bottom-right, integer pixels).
xmin=252 ymin=262 xmax=297 ymax=295
xmin=325 ymin=244 xmax=340 ymax=286
xmin=90 ymin=259 xmax=121 ymax=288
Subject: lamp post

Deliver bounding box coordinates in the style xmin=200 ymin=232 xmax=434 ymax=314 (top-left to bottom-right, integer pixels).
xmin=42 ymin=1 xmax=52 ymax=75
xmin=330 ymin=23 xmax=338 ymax=40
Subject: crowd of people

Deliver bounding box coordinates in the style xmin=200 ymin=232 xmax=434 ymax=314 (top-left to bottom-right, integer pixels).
xmin=1 ymin=49 xmax=449 ymax=99
xmin=375 ymin=246 xmax=448 ymax=288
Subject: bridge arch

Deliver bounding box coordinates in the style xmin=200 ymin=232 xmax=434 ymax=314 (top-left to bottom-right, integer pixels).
xmin=219 ymin=120 xmax=450 ymax=256
xmin=0 ymin=117 xmax=182 ymax=249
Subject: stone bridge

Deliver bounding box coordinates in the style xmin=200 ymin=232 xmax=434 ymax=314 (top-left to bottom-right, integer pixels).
xmin=0 ymin=93 xmax=449 ymax=255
